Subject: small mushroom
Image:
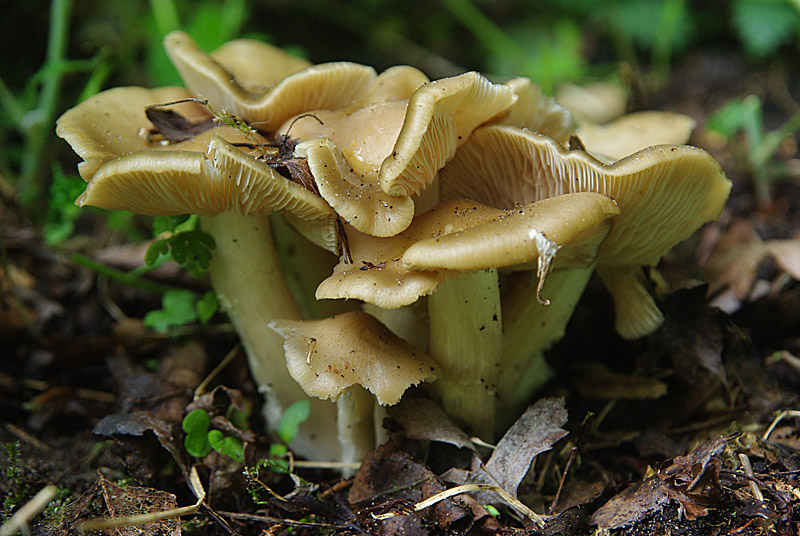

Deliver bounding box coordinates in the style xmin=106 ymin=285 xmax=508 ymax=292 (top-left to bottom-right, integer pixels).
xmin=270 ymin=311 xmax=437 ymax=462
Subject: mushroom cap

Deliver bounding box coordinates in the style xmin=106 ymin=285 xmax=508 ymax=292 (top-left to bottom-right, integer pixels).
xmin=555 ymin=81 xmax=627 ymax=125
xmin=440 ymin=125 xmax=731 ymax=267
xmin=164 ymin=31 xmax=376 ymax=130
xmin=78 ymin=135 xmax=338 ymax=251
xmin=345 ymin=65 xmax=429 ymax=109
xmin=269 ymin=311 xmax=437 ymax=405
xmin=296 ymin=137 xmax=415 ymax=237
xmin=501 ymin=77 xmax=573 ymax=143
xmin=379 ymin=72 xmax=518 ymax=197
xmin=316 ymin=194 xmax=618 ymax=308
xmin=576 ymin=111 xmax=697 ymax=161
xmin=284 ymin=102 xmax=408 ymax=186
xmin=402 ymin=193 xmax=619 ymax=271
xmin=55 ymin=86 xmax=253 ymax=180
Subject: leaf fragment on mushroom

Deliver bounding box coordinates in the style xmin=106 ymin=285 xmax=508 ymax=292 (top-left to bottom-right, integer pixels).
xmin=165 ymin=31 xmax=376 ymax=130
xmin=56 ymin=86 xmax=253 ymax=180
xmin=269 ymin=311 xmax=437 ymax=405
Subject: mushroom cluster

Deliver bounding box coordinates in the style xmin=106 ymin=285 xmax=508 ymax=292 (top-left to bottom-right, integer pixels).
xmin=57 ymin=32 xmax=731 ymax=460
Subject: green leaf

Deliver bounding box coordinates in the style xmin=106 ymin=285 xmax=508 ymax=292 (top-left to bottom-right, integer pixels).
xmin=277 ymin=400 xmax=311 ymax=445
xmin=182 ymin=409 xmax=210 ymax=434
xmin=196 ymin=291 xmax=219 ymax=325
xmin=183 ymin=409 xmax=212 ymax=458
xmin=184 ymin=432 xmax=212 ymax=458
xmin=44 ymin=164 xmax=86 ymax=245
xmin=145 ymin=239 xmax=169 ymax=265
xmin=208 ymin=430 xmax=244 ymax=462
xmin=706 ymin=97 xmax=760 ymax=138
xmin=143 ymin=289 xmax=198 ymax=332
xmin=732 ymin=0 xmax=800 ymax=58
xmin=226 ymin=401 xmax=251 ymax=430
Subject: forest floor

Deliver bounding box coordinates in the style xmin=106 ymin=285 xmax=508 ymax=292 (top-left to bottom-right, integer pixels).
xmin=2 ymin=48 xmax=800 ymax=535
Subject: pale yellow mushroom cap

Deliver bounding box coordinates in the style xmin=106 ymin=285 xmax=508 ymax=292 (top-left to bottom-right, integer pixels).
xmin=316 ymin=194 xmax=618 ymax=308
xmin=296 ymin=137 xmax=415 ymax=237
xmin=577 ymin=111 xmax=697 ymax=161
xmin=76 ymin=136 xmax=338 ymax=251
xmin=441 ymin=125 xmax=731 ymax=267
xmin=379 ymin=72 xmax=518 ymax=197
xmin=56 ymin=86 xmax=252 ymax=180
xmin=164 ymin=31 xmax=376 ymax=130
xmin=402 ymin=193 xmax=619 ymax=271
xmin=501 ymin=77 xmax=573 ymax=143
xmin=280 ymin=69 xmax=515 ymax=236
xmin=269 ymin=311 xmax=437 ymax=405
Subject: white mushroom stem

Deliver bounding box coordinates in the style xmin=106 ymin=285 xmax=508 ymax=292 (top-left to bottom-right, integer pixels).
xmin=497 ymin=267 xmax=593 ymax=432
xmin=427 ymin=268 xmax=502 ymax=440
xmin=337 ymin=386 xmax=377 ymax=468
xmin=200 ymin=211 xmax=341 ymax=460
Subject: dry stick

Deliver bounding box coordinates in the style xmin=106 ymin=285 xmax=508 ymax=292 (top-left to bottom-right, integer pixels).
xmin=371 ymin=483 xmax=545 ymax=527
xmin=0 ymin=484 xmax=58 ymax=536
xmin=548 ymin=446 xmax=578 ymax=515
xmin=4 ymin=423 xmax=52 ymax=451
xmin=194 ymin=344 xmax=241 ymax=399
xmin=738 ymin=454 xmax=764 ymax=502
xmin=763 ymin=409 xmax=800 ymax=440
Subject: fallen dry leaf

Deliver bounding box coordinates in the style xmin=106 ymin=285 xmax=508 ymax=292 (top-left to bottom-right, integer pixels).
xmin=485 ymin=397 xmax=569 ymax=497
xmin=388 ymin=395 xmax=477 ymax=453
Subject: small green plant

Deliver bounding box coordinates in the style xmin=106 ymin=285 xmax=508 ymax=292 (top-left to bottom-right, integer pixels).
xmin=2 ymin=441 xmax=28 ymax=521
xmin=706 ymin=95 xmax=800 ymax=204
xmin=43 ymin=164 xmax=85 ymax=245
xmin=252 ymin=400 xmax=311 ymax=475
xmin=142 ymin=215 xmax=219 ymax=332
xmin=182 ymin=408 xmax=244 ymax=462
xmin=143 ymin=288 xmax=218 ymax=333
xmin=146 ymin=215 xmax=216 ymax=276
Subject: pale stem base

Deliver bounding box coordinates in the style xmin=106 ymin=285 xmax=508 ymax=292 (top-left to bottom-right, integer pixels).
xmin=201 ymin=211 xmax=340 ymax=460
xmin=428 ymin=268 xmax=502 ymax=440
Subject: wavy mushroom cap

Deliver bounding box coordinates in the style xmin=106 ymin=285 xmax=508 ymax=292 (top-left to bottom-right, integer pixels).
xmin=379 ymin=72 xmax=518 ymax=197
xmin=441 ymin=125 xmax=731 ymax=267
xmin=281 ymin=70 xmax=516 ymax=236
xmin=316 ymin=194 xmax=618 ymax=309
xmin=56 ymin=86 xmax=253 ymax=180
xmin=269 ymin=311 xmax=437 ymax=405
xmin=77 ymin=136 xmax=339 ymax=251
xmin=577 ymin=111 xmax=697 ymax=161
xmin=296 ymin=138 xmax=416 ymax=237
xmin=165 ymin=31 xmax=376 ymax=130
xmin=501 ymin=77 xmax=573 ymax=143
